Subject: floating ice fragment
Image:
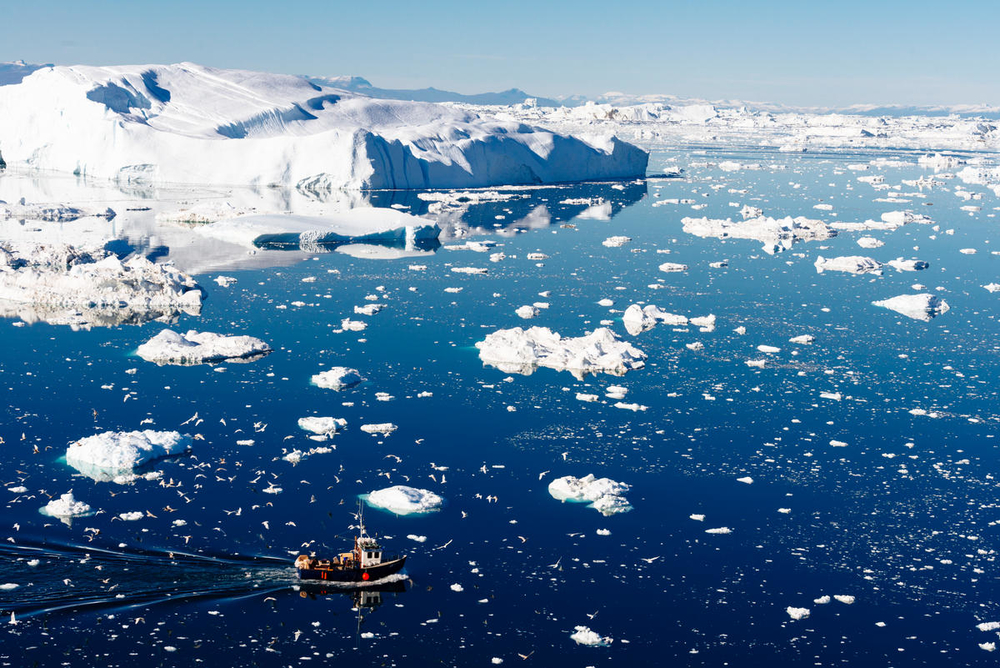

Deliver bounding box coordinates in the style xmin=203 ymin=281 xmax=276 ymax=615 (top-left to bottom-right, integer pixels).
xmin=814 ymin=255 xmax=883 ymax=275
xmin=407 ymin=534 xmax=427 ymax=542
xmin=40 ymin=492 xmax=92 ymax=519
xmin=705 ymin=527 xmax=731 ymax=535
xmin=689 ymin=514 xmax=705 ymax=522
xmin=548 ymin=474 xmax=631 ymax=516
xmin=137 ymin=330 xmax=271 ymax=365
xmin=360 ymin=423 xmax=397 ymax=436
xmin=814 ymin=595 xmax=831 ymax=604
xmin=297 ymin=417 xmax=346 ymax=436
xmin=450 ymin=583 xmax=464 ymax=592
xmin=658 ymin=262 xmax=688 ymax=273
xmin=515 ymin=305 xmax=540 ymax=319
xmin=736 ymin=476 xmax=754 ymax=484
xmin=118 ymin=511 xmax=143 ymax=521
xmin=887 ymin=258 xmax=929 ymax=272
xmin=311 ymin=367 xmax=363 ymax=390
xmin=66 ymin=430 xmax=191 ymax=482
xmin=476 ymin=326 xmax=646 ymax=379
xmin=786 ymin=607 xmax=811 ymax=620
xmin=834 ymin=595 xmax=855 ymax=604
xmin=789 ymin=335 xmax=814 ymax=344
xmin=570 ymin=625 xmax=613 ymax=647
xmin=872 ymin=294 xmax=949 ymax=321
xmin=366 ymin=486 xmax=443 ymax=515
xmin=602 ymin=236 xmax=631 ymax=247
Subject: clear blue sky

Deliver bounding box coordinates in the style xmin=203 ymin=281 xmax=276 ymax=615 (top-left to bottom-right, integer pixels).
xmin=4 ymin=0 xmax=998 ymax=107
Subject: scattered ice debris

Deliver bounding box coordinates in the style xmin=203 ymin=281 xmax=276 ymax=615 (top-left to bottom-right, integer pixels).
xmin=515 ymin=305 xmax=540 ymax=319
xmin=602 ymin=236 xmax=631 ymax=247
xmin=40 ymin=492 xmax=92 ymax=519
xmin=872 ymin=294 xmax=950 ymax=321
xmin=136 ymin=329 xmax=271 ymax=365
xmin=548 ymin=474 xmax=632 ymax=516
xmin=789 ymin=334 xmax=814 ymax=344
xmin=705 ymin=527 xmax=732 ymax=534
xmin=65 ymin=430 xmax=192 ymax=482
xmin=360 ymin=423 xmax=398 ymax=436
xmin=311 ymin=367 xmax=363 ymax=390
xmin=570 ymin=626 xmax=613 ymax=647
xmin=0 ymin=243 xmax=202 ymax=328
xmin=297 ymin=417 xmax=346 ymax=437
xmin=682 ymin=215 xmax=835 ymax=254
xmin=814 ymin=255 xmax=883 ymax=275
xmin=786 ymin=607 xmax=811 ymax=620
xmin=887 ymin=258 xmax=929 ymax=272
xmin=658 ymin=262 xmax=688 ymax=272
xmin=476 ymin=326 xmax=646 ymax=379
xmin=366 ymin=486 xmax=443 ymax=515
xmin=622 ymin=304 xmax=698 ymax=335
xmin=856 ymin=236 xmax=884 ymax=249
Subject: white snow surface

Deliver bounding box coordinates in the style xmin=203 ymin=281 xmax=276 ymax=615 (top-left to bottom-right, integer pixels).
xmin=0 ymin=63 xmax=648 ymax=189
xmin=65 ymin=430 xmax=192 ymax=482
xmin=476 ymin=326 xmax=646 ymax=378
xmin=548 ymin=474 xmax=632 ymax=515
xmin=872 ymin=293 xmax=950 ymax=321
xmin=366 ymin=485 xmax=443 ymax=515
xmin=136 ymin=329 xmax=271 ymax=365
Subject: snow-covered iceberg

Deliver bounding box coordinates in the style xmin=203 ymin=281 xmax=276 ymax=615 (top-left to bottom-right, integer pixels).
xmin=476 ymin=326 xmax=646 ymax=379
xmin=0 ymin=63 xmax=648 ymax=189
xmin=65 ymin=430 xmax=192 ymax=482
xmin=365 ymin=486 xmax=443 ymax=515
xmin=872 ymin=293 xmax=950 ymax=321
xmin=136 ymin=329 xmax=271 ymax=365
xmin=548 ymin=474 xmax=632 ymax=515
xmin=0 ymin=242 xmax=202 ymax=328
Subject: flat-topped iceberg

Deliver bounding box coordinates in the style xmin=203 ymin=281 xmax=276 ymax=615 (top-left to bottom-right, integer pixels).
xmin=0 ymin=243 xmax=202 ymax=327
xmin=65 ymin=430 xmax=192 ymax=482
xmin=136 ymin=329 xmax=271 ymax=365
xmin=311 ymin=366 xmax=364 ymax=390
xmin=298 ymin=416 xmax=346 ymax=437
xmin=476 ymin=326 xmax=646 ymax=379
xmin=0 ymin=63 xmax=647 ymax=189
xmin=873 ymin=293 xmax=950 ymax=321
xmin=365 ymin=485 xmax=443 ymax=515
xmin=548 ymin=474 xmax=632 ymax=515
xmin=814 ymin=255 xmax=884 ymax=275
xmin=682 ymin=215 xmax=835 ymax=254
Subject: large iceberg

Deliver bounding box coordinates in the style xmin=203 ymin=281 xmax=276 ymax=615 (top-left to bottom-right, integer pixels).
xmin=0 ymin=63 xmax=648 ymax=189
xmin=65 ymin=430 xmax=192 ymax=482
xmin=476 ymin=326 xmax=646 ymax=378
xmin=136 ymin=329 xmax=272 ymax=365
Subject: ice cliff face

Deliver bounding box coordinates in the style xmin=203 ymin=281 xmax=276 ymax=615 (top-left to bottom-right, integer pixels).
xmin=0 ymin=63 xmax=648 ymax=189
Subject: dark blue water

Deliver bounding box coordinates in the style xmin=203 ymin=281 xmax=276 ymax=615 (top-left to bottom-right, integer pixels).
xmin=1 ymin=149 xmax=999 ymax=666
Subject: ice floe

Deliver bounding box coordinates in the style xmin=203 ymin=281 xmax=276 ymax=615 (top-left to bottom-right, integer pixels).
xmin=682 ymin=215 xmax=835 ymax=254
xmin=786 ymin=607 xmax=811 ymax=620
xmin=311 ymin=367 xmax=364 ymax=390
xmin=297 ymin=417 xmax=346 ymax=437
xmin=622 ymin=304 xmax=699 ymax=335
xmin=476 ymin=326 xmax=646 ymax=379
xmin=39 ymin=492 xmax=93 ymax=520
xmin=814 ymin=255 xmax=883 ymax=275
xmin=65 ymin=430 xmax=192 ymax=483
xmin=570 ymin=626 xmax=613 ymax=647
xmin=872 ymin=294 xmax=950 ymax=321
xmin=365 ymin=485 xmax=443 ymax=515
xmin=136 ymin=329 xmax=271 ymax=365
xmin=548 ymin=474 xmax=632 ymax=515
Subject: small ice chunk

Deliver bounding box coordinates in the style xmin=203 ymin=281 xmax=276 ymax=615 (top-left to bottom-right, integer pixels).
xmin=757 ymin=345 xmax=780 ymax=354
xmin=548 ymin=474 xmax=631 ymax=516
xmin=515 ymin=305 xmax=540 ymax=319
xmin=856 ymin=236 xmax=884 ymax=249
xmin=689 ymin=514 xmax=705 ymax=521
xmin=297 ymin=417 xmax=346 ymax=436
xmin=872 ymin=294 xmax=949 ymax=321
xmin=366 ymin=486 xmax=443 ymax=515
xmin=705 ymin=527 xmax=732 ymax=534
xmin=814 ymin=255 xmax=883 ymax=275
xmin=789 ymin=335 xmax=814 ymax=345
xmin=814 ymin=595 xmax=831 ymax=604
xmin=602 ymin=236 xmax=631 ymax=248
xmin=407 ymin=534 xmax=427 ymax=542
xmin=476 ymin=327 xmax=646 ymax=379
xmin=786 ymin=607 xmax=811 ymax=620
xmin=736 ymin=476 xmax=754 ymax=484
xmin=360 ymin=423 xmax=397 ymax=436
xmin=570 ymin=625 xmax=613 ymax=647
xmin=41 ymin=492 xmax=92 ymax=518
xmin=887 ymin=258 xmax=929 ymax=272
xmin=658 ymin=262 xmax=688 ymax=273
xmin=450 ymin=583 xmax=464 ymax=592
xmin=576 ymin=393 xmax=599 ymax=402
xmin=834 ymin=595 xmax=855 ymax=604
xmin=311 ymin=367 xmax=363 ymax=390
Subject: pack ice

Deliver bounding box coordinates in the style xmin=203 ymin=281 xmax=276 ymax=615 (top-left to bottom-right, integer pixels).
xmin=476 ymin=326 xmax=646 ymax=379
xmin=366 ymin=485 xmax=443 ymax=515
xmin=548 ymin=474 xmax=632 ymax=515
xmin=65 ymin=430 xmax=192 ymax=482
xmin=0 ymin=243 xmax=202 ymax=327
xmin=872 ymin=294 xmax=950 ymax=321
xmin=0 ymin=63 xmax=648 ymax=189
xmin=682 ymin=216 xmax=835 ymax=254
xmin=136 ymin=329 xmax=271 ymax=365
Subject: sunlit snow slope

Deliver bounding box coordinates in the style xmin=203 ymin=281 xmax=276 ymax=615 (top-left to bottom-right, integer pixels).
xmin=0 ymin=63 xmax=648 ymax=189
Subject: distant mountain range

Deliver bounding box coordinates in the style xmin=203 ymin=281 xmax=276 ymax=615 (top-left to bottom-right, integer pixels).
xmin=308 ymin=75 xmax=564 ymax=108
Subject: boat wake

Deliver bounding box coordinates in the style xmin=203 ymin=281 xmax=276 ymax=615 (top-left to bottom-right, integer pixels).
xmin=0 ymin=539 xmax=299 ymax=618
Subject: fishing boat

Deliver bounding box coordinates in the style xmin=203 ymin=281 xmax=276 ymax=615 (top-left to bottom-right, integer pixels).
xmin=294 ymin=508 xmax=406 ymax=583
